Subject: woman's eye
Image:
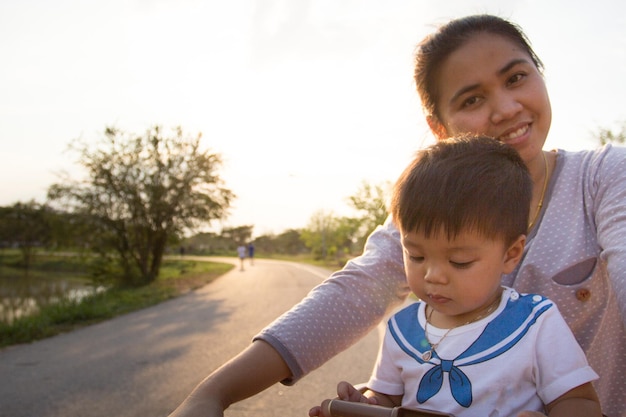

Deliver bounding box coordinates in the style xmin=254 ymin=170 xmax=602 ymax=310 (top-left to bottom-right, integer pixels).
xmin=409 ymin=256 xmax=424 ymax=263
xmin=507 ymin=72 xmax=526 ymax=86
xmin=461 ymin=96 xmax=480 ymax=108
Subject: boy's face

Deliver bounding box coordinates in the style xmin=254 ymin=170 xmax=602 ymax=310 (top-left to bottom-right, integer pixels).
xmin=401 ymin=227 xmax=524 ymax=327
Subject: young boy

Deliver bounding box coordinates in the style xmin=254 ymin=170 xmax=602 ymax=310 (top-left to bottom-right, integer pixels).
xmin=310 ymin=136 xmax=601 ymax=417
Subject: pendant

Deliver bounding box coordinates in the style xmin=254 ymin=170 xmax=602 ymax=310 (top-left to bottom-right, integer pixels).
xmin=422 ymin=350 xmax=432 ymax=361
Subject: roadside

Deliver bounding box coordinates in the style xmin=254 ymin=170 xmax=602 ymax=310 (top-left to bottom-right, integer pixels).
xmin=0 ymin=256 xmax=235 ymax=349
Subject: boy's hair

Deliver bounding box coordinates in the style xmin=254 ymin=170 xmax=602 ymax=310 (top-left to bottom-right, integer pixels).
xmin=390 ymin=136 xmax=532 ymax=245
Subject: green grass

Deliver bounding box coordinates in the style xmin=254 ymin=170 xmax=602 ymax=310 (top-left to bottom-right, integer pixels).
xmin=0 ymin=258 xmax=234 ymax=349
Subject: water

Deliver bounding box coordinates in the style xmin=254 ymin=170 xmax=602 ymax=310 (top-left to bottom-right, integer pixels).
xmin=0 ymin=268 xmax=102 ymax=324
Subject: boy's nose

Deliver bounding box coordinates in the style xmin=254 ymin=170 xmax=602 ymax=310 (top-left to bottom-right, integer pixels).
xmin=424 ymin=265 xmax=446 ymax=284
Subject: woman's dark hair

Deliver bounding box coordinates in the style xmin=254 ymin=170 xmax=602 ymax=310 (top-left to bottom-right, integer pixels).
xmin=414 ymin=14 xmax=544 ymax=121
xmin=390 ymin=135 xmax=532 ymax=245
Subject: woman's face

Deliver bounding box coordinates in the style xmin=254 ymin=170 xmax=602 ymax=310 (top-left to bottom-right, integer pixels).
xmin=430 ymin=33 xmax=552 ymax=163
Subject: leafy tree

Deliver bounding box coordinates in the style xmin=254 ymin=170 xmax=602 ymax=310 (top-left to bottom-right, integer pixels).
xmin=251 ymin=229 xmax=308 ymax=255
xmin=273 ymin=229 xmax=307 ymax=255
xmin=249 ymin=234 xmax=276 ymax=254
xmin=221 ymin=225 xmax=253 ymax=247
xmin=300 ymin=182 xmax=391 ymax=262
xmin=300 ymin=211 xmax=363 ymax=263
xmin=596 ymin=122 xmax=626 ymax=145
xmin=333 ymin=216 xmax=362 ymax=255
xmin=0 ymin=201 xmax=51 ymax=269
xmin=300 ymin=210 xmax=345 ymax=260
xmin=346 ymin=180 xmax=391 ymax=250
xmin=180 ymin=231 xmax=231 ymax=255
xmin=48 ymin=125 xmax=234 ymax=287
xmin=44 ymin=209 xmax=92 ymax=251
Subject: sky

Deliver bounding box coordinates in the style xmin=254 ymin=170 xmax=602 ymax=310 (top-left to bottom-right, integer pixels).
xmin=1 ymin=0 xmax=625 ymax=237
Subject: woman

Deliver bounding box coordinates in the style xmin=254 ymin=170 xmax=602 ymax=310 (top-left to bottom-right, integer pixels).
xmin=169 ymin=15 xmax=626 ymax=417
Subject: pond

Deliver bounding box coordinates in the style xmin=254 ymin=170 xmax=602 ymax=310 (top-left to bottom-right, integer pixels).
xmin=0 ymin=267 xmax=104 ymax=324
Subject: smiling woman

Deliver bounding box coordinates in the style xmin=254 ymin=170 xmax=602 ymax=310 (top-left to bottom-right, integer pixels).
xmin=433 ymin=36 xmax=550 ymax=156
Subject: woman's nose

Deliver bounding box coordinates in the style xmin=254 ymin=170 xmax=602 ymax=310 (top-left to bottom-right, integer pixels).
xmin=490 ymin=92 xmax=522 ymax=125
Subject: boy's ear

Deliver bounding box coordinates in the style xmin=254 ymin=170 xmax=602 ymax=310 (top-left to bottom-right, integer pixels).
xmin=427 ymin=115 xmax=448 ymax=140
xmin=503 ymin=235 xmax=526 ymax=274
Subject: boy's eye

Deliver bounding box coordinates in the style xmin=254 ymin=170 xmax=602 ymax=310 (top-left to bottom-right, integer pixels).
xmin=450 ymin=260 xmax=473 ymax=269
xmin=409 ymin=255 xmax=424 ymax=263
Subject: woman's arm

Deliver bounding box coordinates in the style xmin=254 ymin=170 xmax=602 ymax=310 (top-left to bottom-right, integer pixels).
xmin=168 ymin=340 xmax=291 ymax=417
xmin=592 ymin=144 xmax=626 ymax=324
xmin=256 ymin=218 xmax=408 ymax=383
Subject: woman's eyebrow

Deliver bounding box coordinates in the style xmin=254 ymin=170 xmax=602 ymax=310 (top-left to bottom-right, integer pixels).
xmin=450 ymin=83 xmax=480 ymax=104
xmin=498 ymin=58 xmax=531 ymax=75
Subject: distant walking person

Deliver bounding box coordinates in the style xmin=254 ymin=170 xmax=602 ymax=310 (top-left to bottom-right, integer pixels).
xmin=237 ymin=245 xmax=246 ymax=271
xmin=248 ymin=243 xmax=255 ymax=266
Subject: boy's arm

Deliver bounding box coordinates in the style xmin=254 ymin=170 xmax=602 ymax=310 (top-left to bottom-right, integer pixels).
xmin=517 ymin=382 xmax=602 ymax=417
xmin=544 ymin=382 xmax=602 ymax=417
xmin=168 ymin=340 xmax=291 ymax=417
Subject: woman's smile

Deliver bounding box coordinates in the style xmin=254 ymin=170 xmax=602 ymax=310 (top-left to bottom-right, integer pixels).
xmin=497 ymin=122 xmax=531 ymax=145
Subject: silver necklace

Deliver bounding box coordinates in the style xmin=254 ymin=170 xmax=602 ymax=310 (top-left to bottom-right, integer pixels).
xmin=422 ymin=292 xmax=502 ymax=361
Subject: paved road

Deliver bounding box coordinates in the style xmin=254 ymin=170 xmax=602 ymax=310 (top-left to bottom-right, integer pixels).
xmin=0 ymin=257 xmax=382 ymax=417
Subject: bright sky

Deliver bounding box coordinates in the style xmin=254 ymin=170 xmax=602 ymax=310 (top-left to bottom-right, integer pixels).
xmin=1 ymin=0 xmax=625 ymax=236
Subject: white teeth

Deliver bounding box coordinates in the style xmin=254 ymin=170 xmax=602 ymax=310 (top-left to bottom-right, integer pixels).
xmin=501 ymin=125 xmax=528 ymax=141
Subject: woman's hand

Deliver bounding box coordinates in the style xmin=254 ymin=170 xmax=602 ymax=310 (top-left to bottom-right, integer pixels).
xmin=517 ymin=412 xmax=547 ymax=417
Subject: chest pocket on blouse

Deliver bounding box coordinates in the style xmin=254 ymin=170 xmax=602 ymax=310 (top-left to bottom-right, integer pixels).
xmin=550 ymin=258 xmax=596 ymax=285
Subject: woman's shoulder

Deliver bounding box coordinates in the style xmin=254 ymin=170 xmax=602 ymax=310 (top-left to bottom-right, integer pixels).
xmin=555 ymin=144 xmax=626 ymax=176
xmin=557 ymin=143 xmax=626 ymax=161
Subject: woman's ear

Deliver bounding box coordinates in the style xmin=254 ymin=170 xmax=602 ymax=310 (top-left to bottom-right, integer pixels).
xmin=426 ymin=115 xmax=448 ymax=140
xmin=503 ymin=235 xmax=526 ymax=274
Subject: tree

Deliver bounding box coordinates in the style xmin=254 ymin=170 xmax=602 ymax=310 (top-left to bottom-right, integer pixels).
xmin=0 ymin=201 xmax=51 ymax=269
xmin=300 ymin=210 xmax=358 ymax=261
xmin=248 ymin=229 xmax=307 ymax=255
xmin=596 ymin=122 xmax=626 ymax=145
xmin=300 ymin=210 xmax=336 ymax=260
xmin=337 ymin=216 xmax=364 ymax=251
xmin=273 ymin=229 xmax=307 ymax=255
xmin=45 ymin=209 xmax=94 ymax=251
xmin=346 ymin=180 xmax=391 ymax=249
xmin=299 ymin=182 xmax=391 ymax=262
xmin=48 ymin=125 xmax=234 ymax=287
xmin=180 ymin=231 xmax=231 ymax=255
xmin=221 ymin=225 xmax=253 ymax=248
